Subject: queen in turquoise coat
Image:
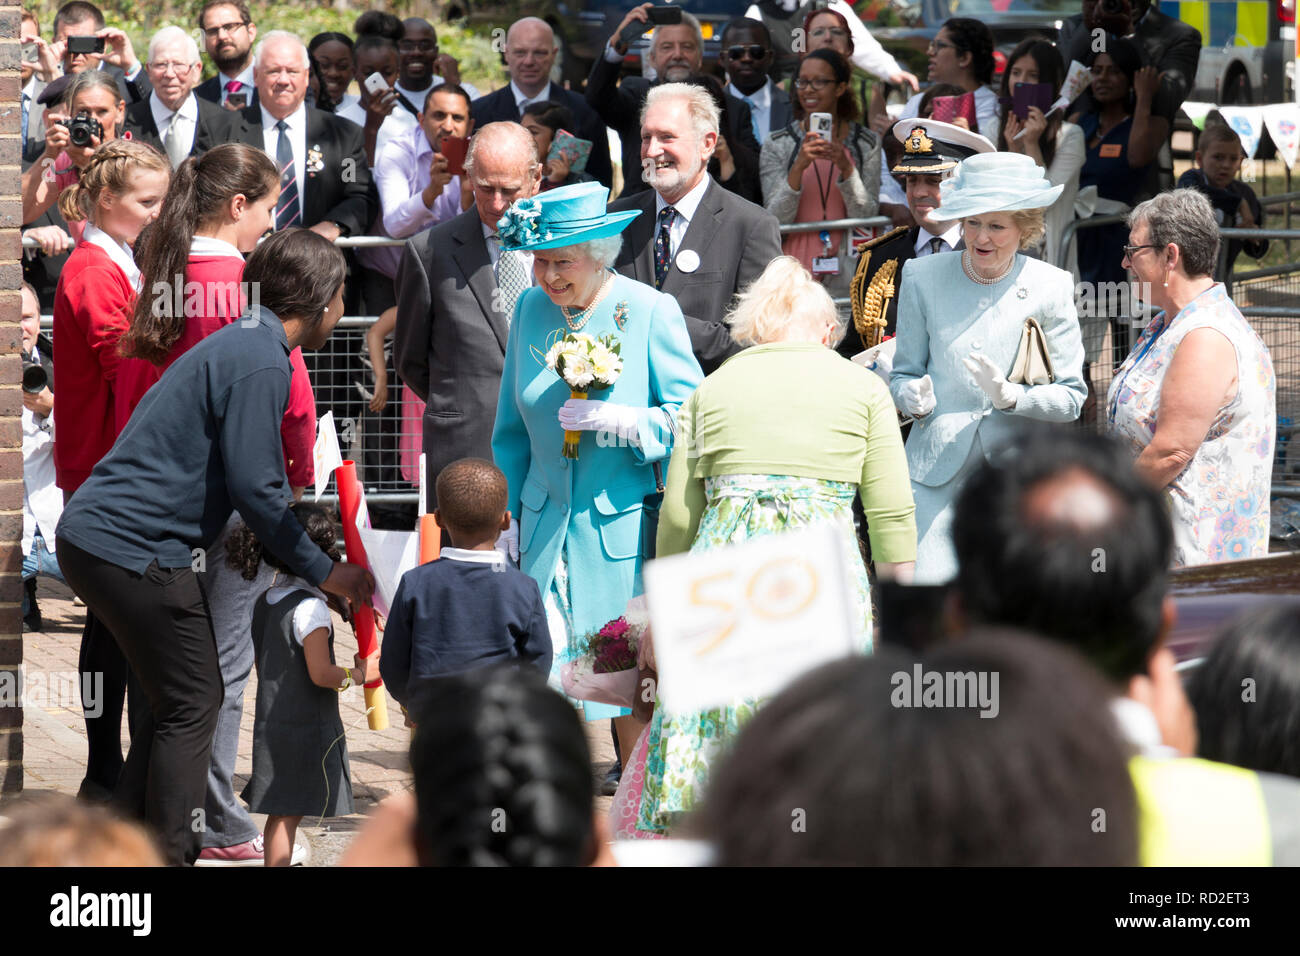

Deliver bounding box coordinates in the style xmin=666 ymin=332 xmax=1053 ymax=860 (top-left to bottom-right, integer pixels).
xmin=491 ymin=182 xmax=704 ymax=718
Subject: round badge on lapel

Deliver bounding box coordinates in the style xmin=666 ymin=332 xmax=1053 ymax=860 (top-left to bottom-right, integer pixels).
xmin=676 ymin=249 xmax=700 ymax=273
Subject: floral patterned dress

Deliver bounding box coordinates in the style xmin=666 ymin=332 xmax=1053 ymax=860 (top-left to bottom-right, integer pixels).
xmin=610 ymin=474 xmax=874 ymax=839
xmin=1106 ymin=283 xmax=1275 ymax=566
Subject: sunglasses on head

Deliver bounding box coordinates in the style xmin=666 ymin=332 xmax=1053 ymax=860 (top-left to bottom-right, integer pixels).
xmin=724 ymin=44 xmax=768 ymax=61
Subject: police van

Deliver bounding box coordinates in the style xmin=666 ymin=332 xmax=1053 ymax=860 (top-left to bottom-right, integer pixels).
xmin=1163 ymin=0 xmax=1295 ymax=103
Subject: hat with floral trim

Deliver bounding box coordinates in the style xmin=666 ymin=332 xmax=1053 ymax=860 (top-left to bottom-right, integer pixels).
xmin=497 ymin=181 xmax=641 ymax=252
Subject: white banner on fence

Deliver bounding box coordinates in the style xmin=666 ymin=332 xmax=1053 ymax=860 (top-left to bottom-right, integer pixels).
xmin=645 ymin=522 xmax=858 ymax=713
xmin=1263 ymin=103 xmax=1300 ymax=169
xmin=1218 ymin=106 xmax=1265 ymax=159
xmin=313 ymin=411 xmax=343 ymax=501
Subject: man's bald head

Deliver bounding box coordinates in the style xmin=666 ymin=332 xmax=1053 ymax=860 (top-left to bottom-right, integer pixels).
xmin=464 ymin=122 xmax=542 ymax=228
xmin=951 ymin=430 xmax=1174 ymax=683
xmin=504 ymin=17 xmax=557 ymax=97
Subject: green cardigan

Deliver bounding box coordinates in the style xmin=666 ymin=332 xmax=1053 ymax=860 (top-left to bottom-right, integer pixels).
xmin=656 ymin=342 xmax=917 ymax=562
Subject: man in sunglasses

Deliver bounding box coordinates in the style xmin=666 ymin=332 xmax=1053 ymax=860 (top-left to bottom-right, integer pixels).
xmin=718 ymin=18 xmax=792 ymax=146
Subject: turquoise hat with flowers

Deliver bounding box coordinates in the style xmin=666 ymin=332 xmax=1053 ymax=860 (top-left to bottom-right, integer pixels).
xmin=496 ymin=181 xmax=641 ymax=252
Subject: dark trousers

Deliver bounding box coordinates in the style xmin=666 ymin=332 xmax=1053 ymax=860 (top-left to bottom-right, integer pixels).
xmin=57 ymin=538 xmax=224 ymax=866
xmin=77 ymin=608 xmax=129 ymax=797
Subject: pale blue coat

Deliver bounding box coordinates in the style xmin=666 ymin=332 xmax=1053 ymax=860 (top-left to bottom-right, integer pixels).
xmin=492 ymin=272 xmax=703 ymax=640
xmin=889 ymin=252 xmax=1086 ymax=580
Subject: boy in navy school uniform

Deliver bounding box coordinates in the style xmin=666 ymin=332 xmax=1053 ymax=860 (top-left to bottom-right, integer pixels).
xmin=1176 ymin=121 xmax=1269 ymax=278
xmin=380 ymin=458 xmax=552 ymax=718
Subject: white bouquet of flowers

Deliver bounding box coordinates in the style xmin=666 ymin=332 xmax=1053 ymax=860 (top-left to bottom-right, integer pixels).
xmin=545 ymin=332 xmax=623 ymax=458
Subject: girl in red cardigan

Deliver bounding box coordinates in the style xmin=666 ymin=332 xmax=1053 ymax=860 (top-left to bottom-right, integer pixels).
xmin=118 ymin=143 xmax=317 ymax=493
xmin=52 ymin=137 xmax=170 ymax=801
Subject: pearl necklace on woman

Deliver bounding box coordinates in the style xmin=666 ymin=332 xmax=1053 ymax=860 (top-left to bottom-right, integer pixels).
xmin=561 ymin=270 xmax=614 ymax=332
xmin=962 ymin=250 xmax=1015 ymax=285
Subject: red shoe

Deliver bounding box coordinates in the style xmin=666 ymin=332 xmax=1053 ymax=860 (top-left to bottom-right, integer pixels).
xmin=194 ymin=834 xmax=306 ymax=867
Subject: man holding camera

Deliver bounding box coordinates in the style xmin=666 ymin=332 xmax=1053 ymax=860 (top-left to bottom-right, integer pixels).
xmin=51 ymin=1 xmax=151 ymax=104
xmin=586 ymin=2 xmax=763 ymax=197
xmin=20 ymin=283 xmax=64 ymax=633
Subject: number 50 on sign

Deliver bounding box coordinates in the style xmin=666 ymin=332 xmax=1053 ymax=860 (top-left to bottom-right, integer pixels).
xmin=644 ymin=523 xmax=859 ymax=712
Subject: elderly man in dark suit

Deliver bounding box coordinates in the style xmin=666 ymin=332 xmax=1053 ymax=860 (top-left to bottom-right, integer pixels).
xmin=587 ymin=3 xmax=763 ymax=198
xmin=395 ymin=122 xmax=543 ymax=509
xmin=609 ymin=82 xmax=782 ymax=375
xmin=227 ymin=31 xmax=375 ymax=238
xmin=470 ymin=17 xmax=613 ymax=190
xmin=123 ymin=27 xmax=231 ymax=168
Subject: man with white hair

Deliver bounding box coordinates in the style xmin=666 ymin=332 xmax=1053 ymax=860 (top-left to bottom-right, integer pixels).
xmin=608 ymin=83 xmax=782 ymax=373
xmin=395 ymin=122 xmax=543 ymax=511
xmin=470 ymin=17 xmax=613 ymax=189
xmin=587 ymin=3 xmax=763 ymax=197
xmin=123 ymin=26 xmax=232 ymax=167
xmin=229 ymin=30 xmax=375 ymax=239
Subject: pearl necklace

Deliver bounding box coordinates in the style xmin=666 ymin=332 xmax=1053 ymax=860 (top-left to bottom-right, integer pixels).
xmin=962 ymin=250 xmax=1014 ymax=285
xmin=561 ymin=271 xmax=613 ymax=332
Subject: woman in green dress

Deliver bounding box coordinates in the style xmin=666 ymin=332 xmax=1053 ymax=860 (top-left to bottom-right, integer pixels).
xmin=611 ymin=255 xmax=917 ymax=838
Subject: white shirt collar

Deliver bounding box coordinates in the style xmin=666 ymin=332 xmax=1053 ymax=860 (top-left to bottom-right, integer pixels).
xmin=727 ymin=78 xmax=771 ymax=111
xmin=440 ymin=546 xmax=506 ymax=565
xmin=1110 ymin=697 xmax=1180 ymax=759
xmin=190 ymin=234 xmax=244 ymax=259
xmin=260 ymin=102 xmax=305 ymax=132
xmin=655 ymin=173 xmax=710 ymax=223
xmin=22 ymin=76 xmax=39 ymax=100
xmin=510 ymin=79 xmax=550 ymax=111
xmin=149 ymin=90 xmax=197 ymax=126
xmin=916 ymin=221 xmax=963 ymax=255
xmin=83 ymin=223 xmax=142 ymax=293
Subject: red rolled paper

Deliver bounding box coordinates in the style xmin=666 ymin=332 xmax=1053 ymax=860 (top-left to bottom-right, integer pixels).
xmin=335 ymin=460 xmax=388 ymax=730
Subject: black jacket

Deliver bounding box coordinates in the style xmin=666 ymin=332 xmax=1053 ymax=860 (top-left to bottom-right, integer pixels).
xmin=122 ymin=93 xmax=233 ymax=162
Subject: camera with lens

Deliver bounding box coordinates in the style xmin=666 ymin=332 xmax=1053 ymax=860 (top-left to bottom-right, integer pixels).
xmin=59 ymin=111 xmax=103 ymax=148
xmin=22 ymin=357 xmax=48 ymax=395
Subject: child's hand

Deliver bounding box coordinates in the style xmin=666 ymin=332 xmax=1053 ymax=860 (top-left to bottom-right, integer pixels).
xmin=369 ymin=371 xmax=388 ymax=412
xmin=1238 ymin=198 xmax=1257 ymax=228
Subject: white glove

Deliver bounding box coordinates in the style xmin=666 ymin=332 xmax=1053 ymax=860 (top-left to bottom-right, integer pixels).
xmin=495 ymin=517 xmax=519 ymax=563
xmin=557 ymin=399 xmax=640 ymax=444
xmin=895 ymin=374 xmax=936 ymax=418
xmin=963 ymin=352 xmax=1019 ymax=410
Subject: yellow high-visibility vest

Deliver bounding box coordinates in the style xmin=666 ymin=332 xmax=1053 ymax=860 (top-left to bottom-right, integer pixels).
xmin=1130 ymin=756 xmax=1271 ymax=866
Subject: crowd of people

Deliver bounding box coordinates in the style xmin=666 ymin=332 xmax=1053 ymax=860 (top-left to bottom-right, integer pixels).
xmin=11 ymin=0 xmax=1298 ymax=867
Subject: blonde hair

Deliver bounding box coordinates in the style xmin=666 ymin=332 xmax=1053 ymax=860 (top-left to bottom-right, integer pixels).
xmin=1011 ymin=208 xmax=1046 ymax=250
xmin=57 ymin=139 xmax=171 ymax=223
xmin=726 ymin=256 xmax=844 ymax=347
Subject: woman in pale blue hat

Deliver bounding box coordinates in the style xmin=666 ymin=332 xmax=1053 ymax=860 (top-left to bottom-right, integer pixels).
xmin=889 ymin=151 xmax=1087 ymax=583
xmin=490 ymin=181 xmax=703 ymax=743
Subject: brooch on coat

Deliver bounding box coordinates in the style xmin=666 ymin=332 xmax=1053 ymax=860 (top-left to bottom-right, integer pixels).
xmin=306 ymin=145 xmax=325 ymax=176
xmin=613 ymin=301 xmax=630 ymax=331
xmin=1016 ymin=286 xmax=1029 ymax=299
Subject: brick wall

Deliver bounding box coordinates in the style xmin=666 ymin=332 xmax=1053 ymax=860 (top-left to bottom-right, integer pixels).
xmin=0 ymin=0 xmax=22 ymax=795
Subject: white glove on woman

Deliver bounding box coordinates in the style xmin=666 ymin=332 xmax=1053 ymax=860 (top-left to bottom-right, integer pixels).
xmin=962 ymin=352 xmax=1019 ymax=410
xmin=557 ymin=399 xmax=640 ymax=444
xmin=895 ymin=374 xmax=936 ymax=418
xmin=495 ymin=517 xmax=519 ymax=563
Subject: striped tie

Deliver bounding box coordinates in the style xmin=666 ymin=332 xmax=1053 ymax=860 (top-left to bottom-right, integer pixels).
xmin=274 ymin=119 xmax=301 ymax=229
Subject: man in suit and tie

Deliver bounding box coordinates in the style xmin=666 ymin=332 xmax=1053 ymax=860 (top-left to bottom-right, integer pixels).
xmin=470 ymin=18 xmax=613 ymax=191
xmin=844 ymin=118 xmax=994 ymax=358
xmin=123 ymin=27 xmax=232 ymax=168
xmin=587 ymin=3 xmax=763 ymax=198
xmin=193 ymin=0 xmax=258 ymax=111
xmin=718 ymin=18 xmax=792 ymax=146
xmin=51 ymin=2 xmax=151 ymax=104
xmin=395 ymin=122 xmax=542 ymax=508
xmin=609 ymin=83 xmax=782 ymax=375
xmin=227 ymin=31 xmax=375 ymax=239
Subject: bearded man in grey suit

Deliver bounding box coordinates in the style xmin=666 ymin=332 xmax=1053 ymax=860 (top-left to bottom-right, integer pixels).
xmin=394 ymin=122 xmax=542 ymax=508
xmin=608 ymin=82 xmax=783 ymax=375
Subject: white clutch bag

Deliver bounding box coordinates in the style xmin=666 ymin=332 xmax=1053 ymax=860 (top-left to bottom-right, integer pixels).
xmin=1008 ymin=317 xmax=1054 ymax=386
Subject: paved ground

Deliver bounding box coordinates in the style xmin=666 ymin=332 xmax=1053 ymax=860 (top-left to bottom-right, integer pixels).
xmin=9 ymin=577 xmax=616 ymax=866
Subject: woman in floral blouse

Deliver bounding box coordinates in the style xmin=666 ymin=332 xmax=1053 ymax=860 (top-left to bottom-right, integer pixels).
xmin=1108 ymin=189 xmax=1275 ymax=566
